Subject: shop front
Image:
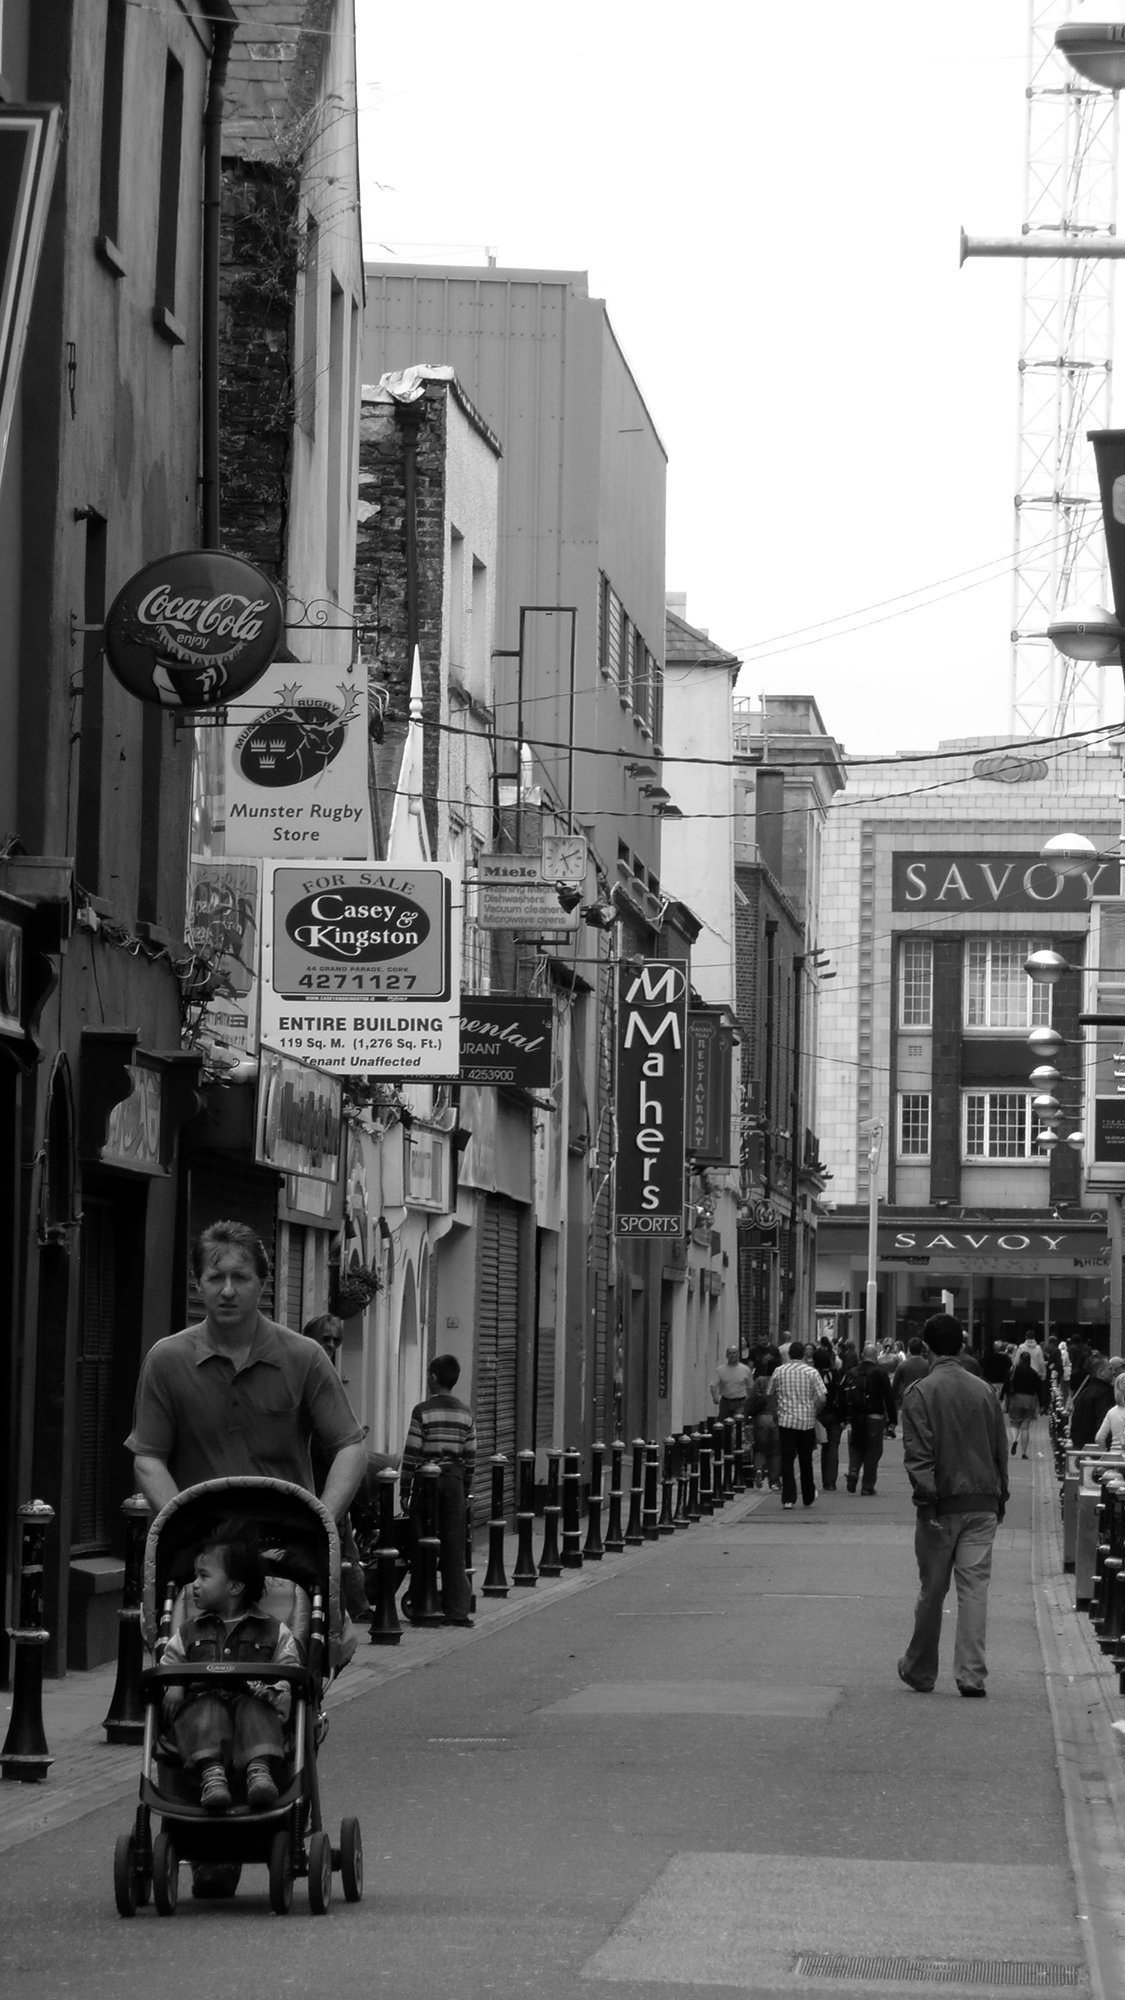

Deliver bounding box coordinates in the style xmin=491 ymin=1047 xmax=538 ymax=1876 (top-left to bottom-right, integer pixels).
xmin=817 ymin=1212 xmax=1111 ymax=1353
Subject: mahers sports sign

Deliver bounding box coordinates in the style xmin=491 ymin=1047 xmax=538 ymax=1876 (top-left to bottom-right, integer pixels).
xmin=615 ymin=960 xmax=689 ymax=1236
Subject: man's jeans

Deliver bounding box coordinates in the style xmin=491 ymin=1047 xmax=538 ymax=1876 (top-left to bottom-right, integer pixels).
xmin=778 ymin=1426 xmax=817 ymax=1506
xmin=899 ymin=1509 xmax=998 ymax=1691
xmin=847 ymin=1415 xmax=887 ymax=1494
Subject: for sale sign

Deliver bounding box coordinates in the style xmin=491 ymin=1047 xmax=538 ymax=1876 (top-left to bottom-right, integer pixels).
xmin=615 ymin=960 xmax=689 ymax=1236
xmin=260 ymin=864 xmax=459 ymax=1075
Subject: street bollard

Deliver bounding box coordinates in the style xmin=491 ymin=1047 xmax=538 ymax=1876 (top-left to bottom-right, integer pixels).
xmin=103 ymin=1494 xmax=151 ymax=1743
xmin=465 ymin=1496 xmax=477 ymax=1614
xmin=736 ymin=1414 xmax=753 ymax=1491
xmin=698 ymin=1430 xmax=715 ymax=1516
xmin=482 ymin=1455 xmax=510 ymax=1596
xmin=658 ymin=1437 xmax=676 ymax=1535
xmin=624 ymin=1439 xmax=646 ymax=1546
xmin=604 ymin=1440 xmax=626 ymax=1553
xmin=583 ymin=1443 xmax=605 ymax=1560
xmin=1 ymin=1499 xmax=55 ymax=1782
xmin=539 ymin=1450 xmax=563 ymax=1577
xmin=513 ymin=1450 xmax=539 ymax=1586
xmin=561 ymin=1447 xmax=584 ymax=1568
xmin=710 ymin=1423 xmax=727 ymax=1508
xmin=642 ymin=1439 xmax=660 ymax=1541
xmin=723 ymin=1419 xmax=737 ymax=1495
xmin=408 ymin=1464 xmax=444 ymax=1625
xmin=369 ymin=1468 xmax=403 ymax=1645
xmin=673 ymin=1433 xmax=692 ymax=1527
xmin=687 ymin=1428 xmax=702 ymax=1521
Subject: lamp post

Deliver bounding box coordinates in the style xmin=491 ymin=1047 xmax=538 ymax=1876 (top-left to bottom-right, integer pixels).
xmin=862 ymin=1119 xmax=884 ymax=1351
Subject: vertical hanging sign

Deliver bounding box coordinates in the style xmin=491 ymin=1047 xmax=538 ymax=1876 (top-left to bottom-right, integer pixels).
xmin=615 ymin=960 xmax=689 ymax=1236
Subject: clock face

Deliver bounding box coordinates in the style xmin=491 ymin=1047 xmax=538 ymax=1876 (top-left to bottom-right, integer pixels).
xmin=542 ymin=834 xmax=587 ymax=885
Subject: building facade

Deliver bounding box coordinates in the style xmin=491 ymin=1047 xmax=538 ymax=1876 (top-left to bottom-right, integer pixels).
xmin=816 ymin=735 xmax=1120 ymax=1352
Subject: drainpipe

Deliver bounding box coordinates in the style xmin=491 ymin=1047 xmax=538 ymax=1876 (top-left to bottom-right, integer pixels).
xmin=201 ymin=17 xmax=235 ymax=547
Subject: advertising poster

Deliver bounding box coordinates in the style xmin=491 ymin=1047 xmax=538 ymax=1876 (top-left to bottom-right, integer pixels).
xmin=615 ymin=959 xmax=688 ymax=1236
xmin=187 ymin=857 xmax=261 ymax=1050
xmin=260 ymin=862 xmax=460 ymax=1075
xmin=223 ymin=659 xmax=371 ymax=857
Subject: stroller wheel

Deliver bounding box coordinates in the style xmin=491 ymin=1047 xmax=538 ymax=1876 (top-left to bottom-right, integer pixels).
xmin=269 ymin=1830 xmax=294 ymax=1915
xmin=152 ymin=1833 xmax=179 ymax=1917
xmin=113 ymin=1832 xmax=139 ymax=1918
xmin=339 ymin=1816 xmax=363 ymax=1902
xmin=307 ymin=1829 xmax=333 ymax=1915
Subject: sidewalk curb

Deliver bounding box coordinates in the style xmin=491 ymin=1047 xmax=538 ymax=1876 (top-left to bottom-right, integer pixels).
xmin=1033 ymin=1447 xmax=1125 ymax=2000
xmin=0 ymin=1489 xmax=764 ymax=1855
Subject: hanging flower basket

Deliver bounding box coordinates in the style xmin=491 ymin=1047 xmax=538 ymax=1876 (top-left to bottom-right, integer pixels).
xmin=329 ymin=1263 xmax=382 ymax=1319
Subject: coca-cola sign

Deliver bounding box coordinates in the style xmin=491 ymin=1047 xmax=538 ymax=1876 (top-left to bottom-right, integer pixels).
xmin=103 ymin=549 xmax=284 ymax=708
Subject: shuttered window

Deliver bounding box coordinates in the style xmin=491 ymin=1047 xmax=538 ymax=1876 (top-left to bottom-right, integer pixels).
xmin=473 ymin=1197 xmax=520 ymax=1511
xmin=73 ymin=1201 xmax=117 ymax=1553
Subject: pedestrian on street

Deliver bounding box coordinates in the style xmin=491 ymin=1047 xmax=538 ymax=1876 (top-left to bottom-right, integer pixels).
xmin=709 ymin=1345 xmax=753 ymax=1421
xmin=768 ymin=1340 xmax=825 ymax=1510
xmin=302 ymin=1313 xmax=375 ymax=1621
xmin=400 ymin=1354 xmax=477 ymax=1625
xmin=1004 ymin=1351 xmax=1046 ymax=1460
xmin=982 ymin=1341 xmax=1012 ymax=1402
xmin=747 ymin=1356 xmax=781 ymax=1490
xmin=844 ymin=1347 xmax=897 ymax=1495
xmin=1069 ymin=1354 xmax=1116 ymax=1448
xmin=891 ymin=1337 xmax=931 ymax=1412
xmin=814 ymin=1344 xmax=847 ymax=1492
xmin=897 ymin=1311 xmax=1009 ymax=1698
xmin=1094 ymin=1372 xmax=1125 ymax=1453
xmin=127 ymin=1221 xmax=367 ymax=1523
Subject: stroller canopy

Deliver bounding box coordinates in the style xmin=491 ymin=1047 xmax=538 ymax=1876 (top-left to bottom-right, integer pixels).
xmin=142 ymin=1476 xmax=343 ymax=1654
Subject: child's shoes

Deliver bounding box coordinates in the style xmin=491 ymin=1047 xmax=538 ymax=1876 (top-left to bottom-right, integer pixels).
xmin=200 ymin=1763 xmax=231 ymax=1812
xmin=246 ymin=1761 xmax=278 ymax=1810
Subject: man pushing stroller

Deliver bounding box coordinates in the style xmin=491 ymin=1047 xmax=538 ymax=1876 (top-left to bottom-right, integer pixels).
xmin=161 ymin=1519 xmax=301 ymax=1812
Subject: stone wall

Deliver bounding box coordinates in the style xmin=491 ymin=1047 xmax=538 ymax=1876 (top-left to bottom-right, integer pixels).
xmin=218 ymin=162 xmax=297 ymax=580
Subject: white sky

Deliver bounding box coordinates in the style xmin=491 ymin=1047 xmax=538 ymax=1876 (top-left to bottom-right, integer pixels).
xmin=353 ymin=1 xmax=1118 ymax=758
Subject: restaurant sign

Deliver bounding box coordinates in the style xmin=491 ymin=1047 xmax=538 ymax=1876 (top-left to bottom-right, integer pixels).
xmin=103 ymin=549 xmax=284 ymax=709
xmin=891 ymin=851 xmax=1118 ymax=912
xmin=616 ymin=960 xmax=688 ymax=1237
xmin=459 ymin=998 xmax=553 ymax=1087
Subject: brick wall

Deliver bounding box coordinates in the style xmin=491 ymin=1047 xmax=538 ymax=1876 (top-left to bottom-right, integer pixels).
xmin=218 ymin=164 xmax=297 ymax=579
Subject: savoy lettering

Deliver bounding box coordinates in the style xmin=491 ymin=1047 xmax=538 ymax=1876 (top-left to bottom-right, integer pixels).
xmin=891 ymin=850 xmax=1118 ymax=912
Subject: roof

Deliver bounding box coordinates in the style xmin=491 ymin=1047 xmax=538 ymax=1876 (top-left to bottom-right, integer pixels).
xmin=664 ymin=607 xmax=740 ymax=672
xmin=222 ymin=0 xmax=336 ymax=155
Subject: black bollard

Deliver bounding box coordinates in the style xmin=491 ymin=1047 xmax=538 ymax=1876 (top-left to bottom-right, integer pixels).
xmin=465 ymin=1495 xmax=477 ymax=1614
xmin=482 ymin=1455 xmax=510 ymax=1596
xmin=722 ymin=1419 xmax=736 ymax=1495
xmin=658 ymin=1437 xmax=676 ymax=1535
xmin=698 ymin=1430 xmax=715 ymax=1515
xmin=642 ymin=1439 xmax=660 ymax=1541
xmin=673 ymin=1433 xmax=692 ymax=1527
xmin=561 ymin=1447 xmax=584 ymax=1568
xmin=513 ymin=1450 xmax=538 ymax=1586
xmin=734 ymin=1415 xmax=751 ymax=1492
xmin=687 ymin=1428 xmax=702 ymax=1521
xmin=103 ymin=1494 xmax=150 ymax=1743
xmin=583 ymin=1443 xmax=605 ymax=1560
xmin=604 ymin=1440 xmax=626 ymax=1553
xmin=1 ymin=1499 xmax=55 ymax=1782
xmin=710 ymin=1423 xmax=727 ymax=1508
xmin=539 ymin=1450 xmax=563 ymax=1577
xmin=731 ymin=1416 xmax=747 ymax=1494
xmin=408 ymin=1464 xmax=444 ymax=1625
xmin=624 ymin=1438 xmax=646 ymax=1546
xmin=369 ymin=1468 xmax=403 ymax=1645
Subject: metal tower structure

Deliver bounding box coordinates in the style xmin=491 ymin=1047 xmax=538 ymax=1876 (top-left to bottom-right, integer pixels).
xmin=1011 ymin=1 xmax=1118 ymax=736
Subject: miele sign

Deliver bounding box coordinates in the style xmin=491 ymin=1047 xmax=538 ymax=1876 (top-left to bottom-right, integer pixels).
xmin=891 ymin=851 xmax=1119 ymax=913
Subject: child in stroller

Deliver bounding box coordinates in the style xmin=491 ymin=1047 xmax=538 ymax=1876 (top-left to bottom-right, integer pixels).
xmin=160 ymin=1519 xmax=301 ymax=1812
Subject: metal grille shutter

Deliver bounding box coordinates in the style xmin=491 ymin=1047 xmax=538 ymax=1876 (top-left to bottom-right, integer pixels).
xmin=187 ymin=1165 xmax=277 ymax=1319
xmin=73 ymin=1200 xmax=117 ymax=1552
xmin=286 ymin=1229 xmax=305 ymax=1332
xmin=534 ymin=1318 xmax=555 ymax=1455
xmin=474 ymin=1197 xmax=520 ymax=1509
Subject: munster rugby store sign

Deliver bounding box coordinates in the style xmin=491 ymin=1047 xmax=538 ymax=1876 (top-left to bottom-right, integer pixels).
xmin=616 ymin=961 xmax=688 ymax=1236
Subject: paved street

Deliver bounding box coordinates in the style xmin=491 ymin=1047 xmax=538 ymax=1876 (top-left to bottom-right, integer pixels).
xmin=3 ymin=1433 xmax=1125 ymax=1998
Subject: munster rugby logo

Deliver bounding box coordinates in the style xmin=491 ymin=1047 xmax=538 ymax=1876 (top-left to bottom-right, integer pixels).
xmin=236 ymin=682 xmax=360 ymax=788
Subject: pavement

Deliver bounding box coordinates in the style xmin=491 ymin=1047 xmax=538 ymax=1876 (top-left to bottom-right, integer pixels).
xmin=2 ymin=1432 xmax=1125 ymax=1998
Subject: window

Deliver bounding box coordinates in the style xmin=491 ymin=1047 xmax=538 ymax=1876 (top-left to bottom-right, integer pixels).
xmin=899 ymin=937 xmax=933 ymax=1028
xmin=964 ymin=939 xmax=1051 ymax=1030
xmin=449 ymin=529 xmax=465 ymax=668
xmin=153 ymin=53 xmax=184 ymax=340
xmin=962 ymin=1090 xmax=1035 ymax=1160
xmin=599 ymin=575 xmax=623 ymax=684
xmin=897 ymin=1092 xmax=931 ymax=1159
xmin=96 ymin=0 xmax=127 ymax=271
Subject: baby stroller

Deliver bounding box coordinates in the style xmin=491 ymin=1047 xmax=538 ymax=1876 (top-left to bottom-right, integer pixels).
xmin=112 ymin=1476 xmax=362 ymax=1917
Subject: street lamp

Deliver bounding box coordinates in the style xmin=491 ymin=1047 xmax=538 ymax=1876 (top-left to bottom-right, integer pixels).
xmin=1046 ymin=604 xmax=1125 ymax=663
xmin=861 ymin=1119 xmax=884 ymax=1351
xmin=1056 ymin=4 xmax=1125 ymax=90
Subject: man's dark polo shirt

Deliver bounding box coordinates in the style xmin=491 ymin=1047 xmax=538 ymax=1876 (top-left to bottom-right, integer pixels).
xmin=126 ymin=1315 xmax=364 ymax=1492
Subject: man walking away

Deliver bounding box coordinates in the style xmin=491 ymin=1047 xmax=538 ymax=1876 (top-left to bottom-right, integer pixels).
xmin=768 ymin=1340 xmax=825 ymax=1510
xmin=845 ymin=1347 xmax=897 ymax=1495
xmin=400 ymin=1354 xmax=477 ymax=1625
xmin=897 ymin=1312 xmax=1009 ymax=1698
